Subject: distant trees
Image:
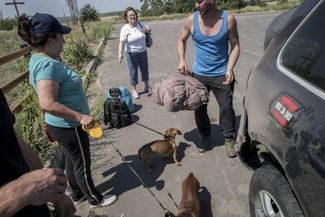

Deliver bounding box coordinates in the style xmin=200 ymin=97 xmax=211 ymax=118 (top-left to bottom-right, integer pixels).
xmin=0 ymin=17 xmax=17 ymax=31
xmin=139 ymin=0 xmax=247 ymax=16
xmin=80 ymin=4 xmax=100 ymax=22
xmin=216 ymin=0 xmax=247 ymax=9
xmin=140 ymin=0 xmax=195 ymax=16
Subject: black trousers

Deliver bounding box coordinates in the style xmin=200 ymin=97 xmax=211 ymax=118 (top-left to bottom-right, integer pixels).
xmin=47 ymin=124 xmax=103 ymax=205
xmin=193 ymin=73 xmax=236 ymax=138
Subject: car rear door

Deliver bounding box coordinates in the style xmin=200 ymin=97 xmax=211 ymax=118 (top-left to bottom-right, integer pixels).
xmin=275 ymin=2 xmax=325 ymax=216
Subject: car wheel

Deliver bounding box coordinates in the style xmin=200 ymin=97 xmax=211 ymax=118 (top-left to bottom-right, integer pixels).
xmin=249 ymin=164 xmax=304 ymax=217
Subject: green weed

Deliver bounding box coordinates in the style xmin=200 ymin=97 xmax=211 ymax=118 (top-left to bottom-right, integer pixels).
xmin=62 ymin=35 xmax=93 ymax=68
xmin=14 ymin=91 xmax=53 ymax=161
xmin=84 ymin=21 xmax=113 ymax=42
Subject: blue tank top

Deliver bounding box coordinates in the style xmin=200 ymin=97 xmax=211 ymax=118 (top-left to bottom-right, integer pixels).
xmin=192 ymin=10 xmax=229 ymax=76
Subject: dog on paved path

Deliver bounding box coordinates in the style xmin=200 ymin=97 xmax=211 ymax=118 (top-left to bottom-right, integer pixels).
xmin=138 ymin=128 xmax=182 ymax=173
xmin=176 ymin=173 xmax=201 ymax=217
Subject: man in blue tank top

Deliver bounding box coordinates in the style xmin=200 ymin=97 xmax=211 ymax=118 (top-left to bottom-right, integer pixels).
xmin=177 ymin=0 xmax=240 ymax=157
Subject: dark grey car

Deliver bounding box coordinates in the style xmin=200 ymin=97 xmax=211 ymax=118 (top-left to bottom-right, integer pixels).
xmin=236 ymin=0 xmax=325 ymax=216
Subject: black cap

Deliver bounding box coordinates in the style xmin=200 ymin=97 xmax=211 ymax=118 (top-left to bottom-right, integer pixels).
xmin=30 ymin=13 xmax=71 ymax=34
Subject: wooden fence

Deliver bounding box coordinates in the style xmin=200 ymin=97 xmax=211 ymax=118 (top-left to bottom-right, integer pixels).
xmin=0 ymin=46 xmax=32 ymax=113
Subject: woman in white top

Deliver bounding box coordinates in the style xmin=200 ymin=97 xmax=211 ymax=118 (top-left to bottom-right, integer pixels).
xmin=118 ymin=7 xmax=152 ymax=99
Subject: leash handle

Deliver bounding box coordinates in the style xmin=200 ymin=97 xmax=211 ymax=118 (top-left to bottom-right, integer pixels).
xmin=165 ymin=210 xmax=176 ymax=217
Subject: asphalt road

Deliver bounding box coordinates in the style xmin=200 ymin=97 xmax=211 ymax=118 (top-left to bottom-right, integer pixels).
xmin=77 ymin=11 xmax=282 ymax=217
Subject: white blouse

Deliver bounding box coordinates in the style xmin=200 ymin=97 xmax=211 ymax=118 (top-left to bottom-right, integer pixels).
xmin=120 ymin=23 xmax=150 ymax=53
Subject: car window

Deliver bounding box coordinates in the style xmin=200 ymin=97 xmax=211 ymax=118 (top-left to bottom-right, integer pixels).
xmin=281 ymin=2 xmax=325 ymax=91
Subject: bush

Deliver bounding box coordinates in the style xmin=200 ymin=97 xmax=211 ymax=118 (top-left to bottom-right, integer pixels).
xmin=0 ymin=18 xmax=17 ymax=31
xmin=80 ymin=4 xmax=100 ymax=22
xmin=61 ymin=35 xmax=93 ymax=68
xmin=173 ymin=0 xmax=195 ymax=13
xmin=216 ymin=0 xmax=247 ymax=9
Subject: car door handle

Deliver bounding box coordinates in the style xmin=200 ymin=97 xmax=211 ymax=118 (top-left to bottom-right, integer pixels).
xmin=308 ymin=146 xmax=325 ymax=179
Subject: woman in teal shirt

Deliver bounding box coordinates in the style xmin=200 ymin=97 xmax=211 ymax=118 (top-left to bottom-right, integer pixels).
xmin=18 ymin=13 xmax=117 ymax=208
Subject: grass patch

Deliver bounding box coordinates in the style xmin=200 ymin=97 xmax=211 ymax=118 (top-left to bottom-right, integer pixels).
xmin=90 ymin=90 xmax=106 ymax=121
xmin=0 ymin=29 xmax=26 ymax=87
xmin=14 ymin=91 xmax=54 ymax=161
xmin=233 ymin=0 xmax=302 ymax=13
xmin=84 ymin=21 xmax=113 ymax=42
xmin=0 ymin=29 xmax=21 ymax=55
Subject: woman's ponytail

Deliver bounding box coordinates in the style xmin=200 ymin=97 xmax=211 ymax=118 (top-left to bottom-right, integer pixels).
xmin=17 ymin=14 xmax=32 ymax=45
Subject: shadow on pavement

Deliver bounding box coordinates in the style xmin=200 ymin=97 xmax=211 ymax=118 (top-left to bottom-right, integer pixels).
xmin=176 ymin=142 xmax=191 ymax=162
xmin=97 ymin=153 xmax=179 ymax=197
xmin=183 ymin=124 xmax=224 ymax=149
xmin=133 ymin=103 xmax=143 ymax=113
xmin=199 ymin=186 xmax=214 ymax=217
xmin=183 ymin=115 xmax=241 ymax=150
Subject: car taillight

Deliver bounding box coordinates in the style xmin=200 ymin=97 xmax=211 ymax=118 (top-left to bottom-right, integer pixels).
xmin=270 ymin=94 xmax=304 ymax=128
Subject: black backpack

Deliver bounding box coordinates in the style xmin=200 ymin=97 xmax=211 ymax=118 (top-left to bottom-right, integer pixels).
xmin=103 ymin=88 xmax=132 ymax=129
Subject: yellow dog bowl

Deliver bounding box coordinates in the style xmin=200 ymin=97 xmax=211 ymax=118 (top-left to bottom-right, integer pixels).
xmin=82 ymin=122 xmax=103 ymax=139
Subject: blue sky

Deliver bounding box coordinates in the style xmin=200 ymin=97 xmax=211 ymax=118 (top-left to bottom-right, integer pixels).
xmin=0 ymin=0 xmax=142 ymax=18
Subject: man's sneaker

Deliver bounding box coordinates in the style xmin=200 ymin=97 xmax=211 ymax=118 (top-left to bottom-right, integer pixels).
xmin=72 ymin=196 xmax=86 ymax=205
xmin=197 ymin=135 xmax=210 ymax=153
xmin=89 ymin=195 xmax=117 ymax=209
xmin=225 ymin=138 xmax=237 ymax=158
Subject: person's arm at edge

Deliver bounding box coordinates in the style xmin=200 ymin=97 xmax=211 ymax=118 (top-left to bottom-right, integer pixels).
xmin=37 ymin=80 xmax=94 ymax=128
xmin=176 ymin=15 xmax=193 ymax=75
xmin=15 ymin=131 xmax=43 ymax=170
xmin=0 ymin=168 xmax=73 ymax=217
xmin=0 ymin=178 xmax=34 ymax=217
xmin=224 ymin=13 xmax=240 ymax=84
xmin=118 ymin=40 xmax=125 ymax=63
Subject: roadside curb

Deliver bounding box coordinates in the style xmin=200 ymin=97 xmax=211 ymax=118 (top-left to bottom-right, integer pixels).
xmin=82 ymin=37 xmax=107 ymax=89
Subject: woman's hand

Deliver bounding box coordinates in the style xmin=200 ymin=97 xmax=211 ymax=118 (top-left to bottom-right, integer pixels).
xmin=119 ymin=53 xmax=124 ymax=63
xmin=118 ymin=40 xmax=125 ymax=63
xmin=79 ymin=114 xmax=95 ymax=129
xmin=140 ymin=27 xmax=151 ymax=34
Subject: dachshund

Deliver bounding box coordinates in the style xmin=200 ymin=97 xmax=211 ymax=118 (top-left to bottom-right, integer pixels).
xmin=176 ymin=173 xmax=201 ymax=217
xmin=138 ymin=128 xmax=182 ymax=173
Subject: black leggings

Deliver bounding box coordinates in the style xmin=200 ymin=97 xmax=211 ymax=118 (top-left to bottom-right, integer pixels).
xmin=47 ymin=124 xmax=103 ymax=205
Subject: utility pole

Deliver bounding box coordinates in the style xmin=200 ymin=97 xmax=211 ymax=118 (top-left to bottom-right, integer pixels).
xmin=5 ymin=0 xmax=25 ymax=17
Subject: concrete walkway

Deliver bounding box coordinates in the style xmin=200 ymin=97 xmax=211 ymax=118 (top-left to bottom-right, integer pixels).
xmin=75 ymin=12 xmax=280 ymax=217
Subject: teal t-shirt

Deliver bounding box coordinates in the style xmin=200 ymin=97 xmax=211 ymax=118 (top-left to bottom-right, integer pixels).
xmin=29 ymin=54 xmax=90 ymax=128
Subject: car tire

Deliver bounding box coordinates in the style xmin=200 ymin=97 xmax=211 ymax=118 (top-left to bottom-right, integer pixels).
xmin=249 ymin=164 xmax=304 ymax=217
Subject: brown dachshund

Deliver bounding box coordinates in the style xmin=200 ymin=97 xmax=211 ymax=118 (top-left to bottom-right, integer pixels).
xmin=138 ymin=128 xmax=182 ymax=173
xmin=176 ymin=173 xmax=201 ymax=217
